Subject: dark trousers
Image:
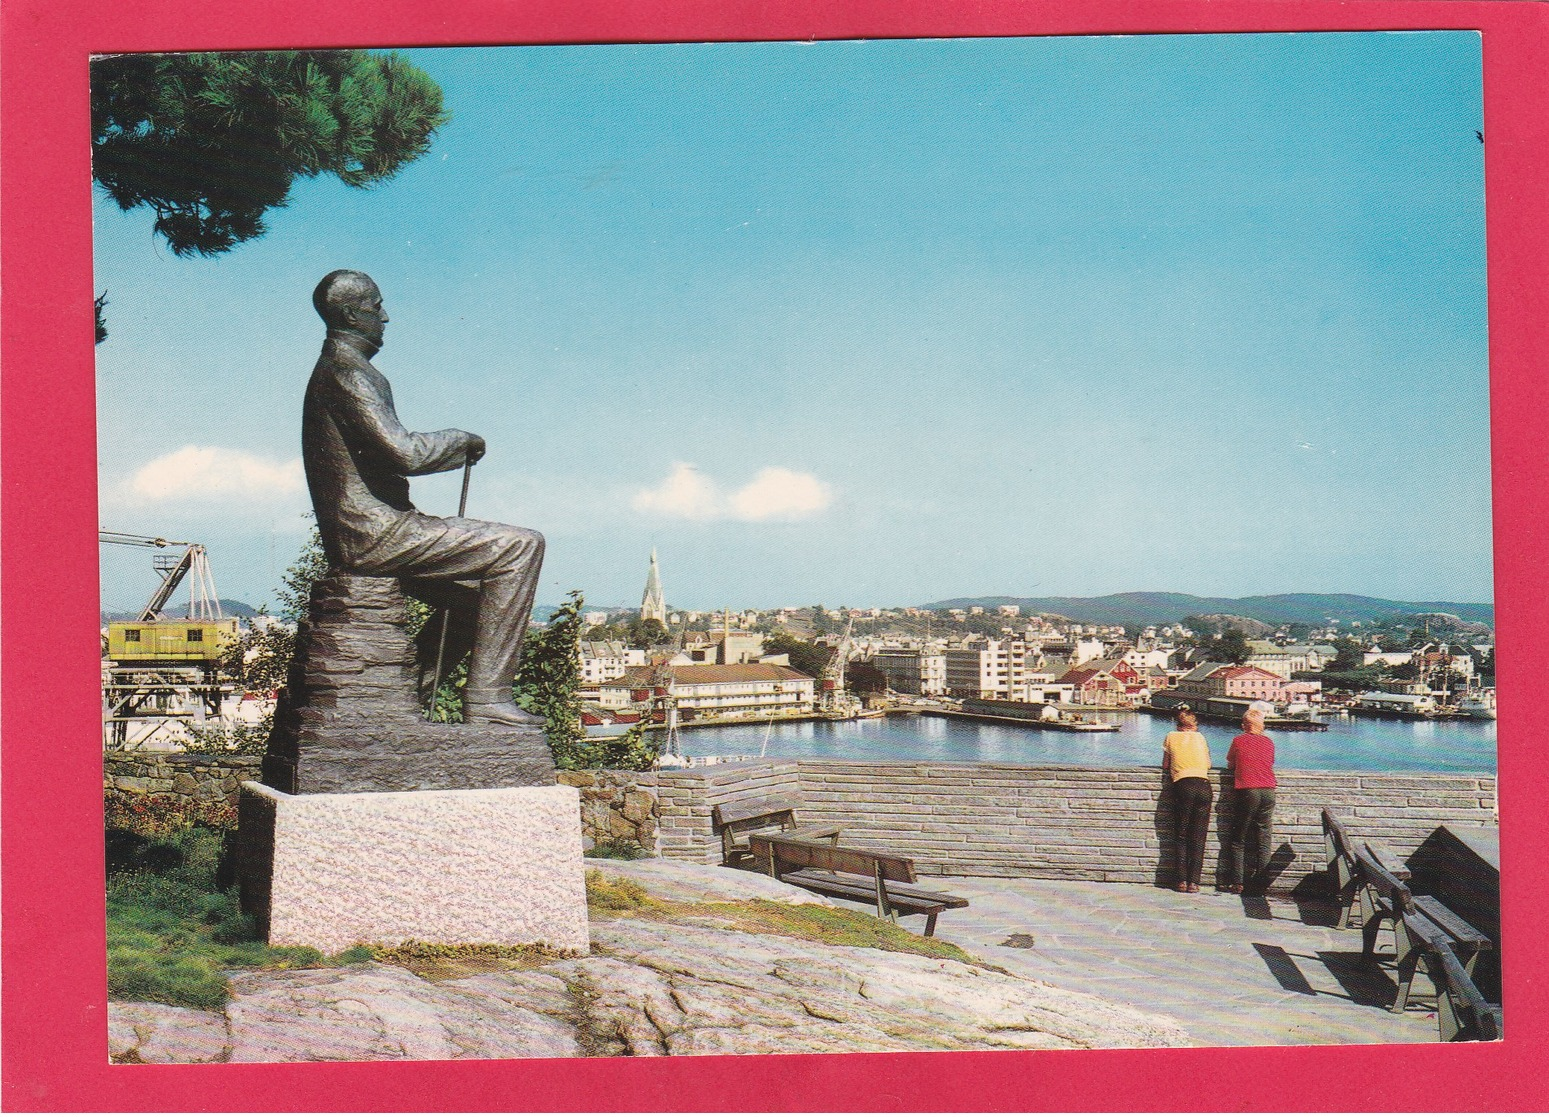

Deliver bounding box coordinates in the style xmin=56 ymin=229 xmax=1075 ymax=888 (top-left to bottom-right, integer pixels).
xmin=1228 ymin=787 xmax=1276 ymax=888
xmin=350 ymin=510 xmax=545 ymax=699
xmin=1171 ymin=777 xmax=1213 ymax=886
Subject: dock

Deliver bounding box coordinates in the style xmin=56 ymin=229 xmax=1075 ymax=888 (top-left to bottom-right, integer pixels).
xmin=921 ymin=708 xmax=1120 ymax=733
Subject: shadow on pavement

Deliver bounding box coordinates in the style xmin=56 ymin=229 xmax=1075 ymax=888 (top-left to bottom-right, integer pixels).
xmin=1290 ymin=895 xmax=1343 ymax=928
xmin=1242 ymin=895 xmax=1274 ymax=920
xmin=1254 ymin=842 xmax=1297 ymax=893
xmin=1253 ymin=942 xmax=1318 ymax=995
xmin=1317 ymin=949 xmax=1405 ymax=1010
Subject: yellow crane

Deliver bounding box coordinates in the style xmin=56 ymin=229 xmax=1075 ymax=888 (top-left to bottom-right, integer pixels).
xmin=101 ymin=531 xmax=238 ymax=662
xmin=101 ymin=530 xmax=240 ymax=748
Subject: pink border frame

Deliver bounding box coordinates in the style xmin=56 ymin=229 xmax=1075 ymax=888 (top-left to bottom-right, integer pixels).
xmin=5 ymin=1 xmax=1546 ymax=1110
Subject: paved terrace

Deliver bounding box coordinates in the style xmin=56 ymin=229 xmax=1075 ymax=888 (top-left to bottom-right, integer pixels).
xmin=839 ymin=877 xmax=1441 ymax=1047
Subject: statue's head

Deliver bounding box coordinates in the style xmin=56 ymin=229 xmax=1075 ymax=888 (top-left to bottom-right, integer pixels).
xmin=314 ymin=270 xmax=388 ymax=349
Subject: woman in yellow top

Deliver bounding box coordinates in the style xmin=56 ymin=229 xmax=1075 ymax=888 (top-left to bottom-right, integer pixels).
xmin=1162 ymin=708 xmax=1213 ymax=893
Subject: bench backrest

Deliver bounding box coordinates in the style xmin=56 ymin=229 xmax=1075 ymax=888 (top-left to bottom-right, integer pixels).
xmin=713 ymin=795 xmax=800 ymax=829
xmin=759 ymin=835 xmax=917 ymax=884
xmin=1430 ymin=939 xmax=1502 ymax=1042
xmin=1356 ymin=842 xmax=1414 ymax=915
xmin=1322 ymin=808 xmax=1357 ymax=887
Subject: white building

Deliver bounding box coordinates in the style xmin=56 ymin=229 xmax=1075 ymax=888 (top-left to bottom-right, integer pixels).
xmin=944 ymin=639 xmax=1029 ymax=700
xmin=598 ymin=664 xmax=816 ymax=720
xmin=578 ymin=640 xmax=648 ymax=687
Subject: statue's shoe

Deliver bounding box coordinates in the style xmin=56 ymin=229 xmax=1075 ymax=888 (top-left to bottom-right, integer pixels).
xmin=465 ymin=700 xmax=546 ymax=727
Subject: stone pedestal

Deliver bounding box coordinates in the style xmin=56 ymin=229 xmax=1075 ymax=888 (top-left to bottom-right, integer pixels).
xmin=238 ymin=782 xmax=589 ymax=954
xmin=261 ymin=573 xmax=554 ymax=794
xmin=238 ymin=570 xmax=583 ymax=953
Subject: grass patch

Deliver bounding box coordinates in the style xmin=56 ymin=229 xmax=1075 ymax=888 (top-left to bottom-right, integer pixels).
xmin=585 ymin=869 xmax=667 ymax=915
xmin=584 ymin=869 xmax=978 ymax=966
xmin=107 ymin=827 xmax=359 ymax=1010
xmin=686 ymin=900 xmax=978 ymax=964
xmin=585 ymin=839 xmax=648 ymax=860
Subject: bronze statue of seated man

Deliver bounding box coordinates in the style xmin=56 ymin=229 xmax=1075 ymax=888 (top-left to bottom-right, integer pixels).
xmin=302 ymin=269 xmax=544 ymax=726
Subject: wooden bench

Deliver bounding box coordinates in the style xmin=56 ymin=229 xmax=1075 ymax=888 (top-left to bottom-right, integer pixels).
xmin=749 ymin=833 xmax=969 ymax=937
xmin=1355 ymin=843 xmax=1493 ymax=1015
xmin=712 ymin=795 xmax=841 ymax=867
xmin=1321 ymin=809 xmax=1362 ymax=929
xmin=1420 ymin=937 xmax=1503 ymax=1042
xmin=1322 ymin=809 xmax=1409 ymax=929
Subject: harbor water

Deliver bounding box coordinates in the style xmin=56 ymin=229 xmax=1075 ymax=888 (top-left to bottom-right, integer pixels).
xmin=678 ymin=710 xmax=1497 ymax=774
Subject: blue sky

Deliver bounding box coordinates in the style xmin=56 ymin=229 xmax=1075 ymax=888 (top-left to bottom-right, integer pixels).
xmin=94 ymin=32 xmax=1490 ymax=615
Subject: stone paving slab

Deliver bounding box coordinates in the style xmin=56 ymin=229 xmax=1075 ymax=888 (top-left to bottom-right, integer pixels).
xmin=914 ymin=877 xmax=1446 ymax=1048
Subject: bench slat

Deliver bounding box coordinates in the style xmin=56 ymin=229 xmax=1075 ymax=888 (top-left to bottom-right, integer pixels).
xmin=780 ymin=868 xmax=969 ymax=908
xmin=1414 ymin=895 xmax=1492 ymax=950
xmin=713 ymin=796 xmax=800 ymax=827
xmin=1430 ymin=940 xmax=1503 ymax=1041
xmin=780 ymin=870 xmax=955 ymax=914
xmin=753 ymin=834 xmax=916 ymax=883
xmin=780 ymin=869 xmax=969 ymax=913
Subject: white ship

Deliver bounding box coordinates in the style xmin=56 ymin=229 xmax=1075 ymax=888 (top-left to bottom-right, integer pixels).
xmin=1457 ymin=690 xmax=1498 ymax=720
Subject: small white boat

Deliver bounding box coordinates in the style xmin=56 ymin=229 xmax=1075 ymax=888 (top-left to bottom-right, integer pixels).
xmin=1457 ymin=692 xmax=1498 ymax=720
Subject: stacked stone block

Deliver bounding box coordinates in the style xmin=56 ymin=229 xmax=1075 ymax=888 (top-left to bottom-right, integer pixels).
xmin=261 ymin=573 xmax=552 ymax=794
xmin=655 ymin=761 xmax=804 ymax=863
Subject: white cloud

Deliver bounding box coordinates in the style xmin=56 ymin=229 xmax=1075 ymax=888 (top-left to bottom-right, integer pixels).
xmin=125 ymin=445 xmax=305 ymax=504
xmin=630 ymin=462 xmax=723 ymax=520
xmin=632 ymin=462 xmax=832 ymax=522
xmin=728 ymin=467 xmax=833 ymax=521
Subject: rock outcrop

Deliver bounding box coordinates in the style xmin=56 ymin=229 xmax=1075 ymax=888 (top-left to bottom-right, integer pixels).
xmin=110 ymin=864 xmax=1189 ymax=1062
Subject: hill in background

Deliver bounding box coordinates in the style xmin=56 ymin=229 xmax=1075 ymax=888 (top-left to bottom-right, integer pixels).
xmin=919 ymin=592 xmax=1494 ymax=630
xmin=101 ymin=599 xmax=262 ymax=623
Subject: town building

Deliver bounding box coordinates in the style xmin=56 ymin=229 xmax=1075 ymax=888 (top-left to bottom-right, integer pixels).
xmin=1246 ymin=641 xmax=1329 ymax=677
xmin=577 ymin=640 xmax=648 ymax=689
xmin=1174 ymin=662 xmax=1305 ymax=705
xmin=598 ymin=664 xmax=816 ymax=721
xmin=944 ymin=639 xmax=1028 ymax=700
xmin=679 ymin=631 xmax=767 ymax=666
xmin=1056 ymin=657 xmax=1148 ymax=706
xmin=871 ymin=649 xmax=947 ymax=696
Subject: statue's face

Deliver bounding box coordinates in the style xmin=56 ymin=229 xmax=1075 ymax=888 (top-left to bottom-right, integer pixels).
xmin=346 ymin=289 xmax=389 ymax=347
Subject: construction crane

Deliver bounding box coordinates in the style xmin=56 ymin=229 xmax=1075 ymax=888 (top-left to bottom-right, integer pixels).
xmin=100 ymin=530 xmax=240 ymax=747
xmin=101 ymin=531 xmax=236 ymax=662
xmin=819 ymin=616 xmax=860 ymax=717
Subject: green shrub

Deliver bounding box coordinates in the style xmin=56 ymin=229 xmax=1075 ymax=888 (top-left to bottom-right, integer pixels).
xmin=105 ymin=791 xmax=237 ymax=837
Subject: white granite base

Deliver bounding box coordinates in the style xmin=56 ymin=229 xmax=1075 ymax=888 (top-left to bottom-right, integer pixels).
xmin=243 ymin=782 xmax=589 ymax=954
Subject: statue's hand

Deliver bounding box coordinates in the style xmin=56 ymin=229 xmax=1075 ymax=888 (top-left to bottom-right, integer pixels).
xmin=464 ymin=433 xmax=487 ymax=464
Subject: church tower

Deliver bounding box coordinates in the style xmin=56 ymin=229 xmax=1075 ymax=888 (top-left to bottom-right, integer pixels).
xmin=640 ymin=549 xmax=666 ymax=623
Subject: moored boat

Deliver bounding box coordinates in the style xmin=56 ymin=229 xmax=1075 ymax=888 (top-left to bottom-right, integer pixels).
xmin=1457 ymin=691 xmax=1498 ymax=720
xmin=1351 ymin=691 xmax=1440 ymax=720
xmin=1145 ymin=691 xmax=1329 ymax=731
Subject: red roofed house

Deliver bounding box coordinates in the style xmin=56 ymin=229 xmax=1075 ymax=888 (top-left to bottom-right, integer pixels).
xmin=1057 ymin=657 xmax=1147 ymax=707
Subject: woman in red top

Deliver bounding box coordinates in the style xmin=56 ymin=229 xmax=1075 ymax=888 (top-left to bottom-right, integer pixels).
xmin=1224 ymin=706 xmax=1277 ymax=894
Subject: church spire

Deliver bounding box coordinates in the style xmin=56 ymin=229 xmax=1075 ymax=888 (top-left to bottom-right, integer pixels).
xmin=640 ymin=548 xmax=666 ymax=623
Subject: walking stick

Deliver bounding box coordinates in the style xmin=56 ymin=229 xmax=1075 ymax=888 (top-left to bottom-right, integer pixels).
xmin=427 ymin=453 xmax=474 ymax=721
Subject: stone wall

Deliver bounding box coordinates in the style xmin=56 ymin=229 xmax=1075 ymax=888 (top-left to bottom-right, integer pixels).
xmin=104 ymin=750 xmax=262 ymax=805
xmin=654 ymin=761 xmax=803 ymax=863
xmin=631 ymin=759 xmax=1496 ymax=890
xmin=791 ymin=761 xmax=1497 ymax=887
xmin=110 ymin=752 xmax=1498 ymax=894
xmin=557 ymin=769 xmax=661 ymax=853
